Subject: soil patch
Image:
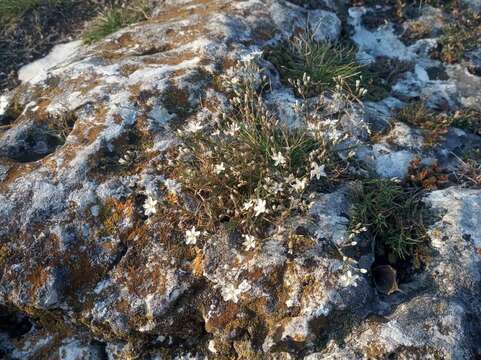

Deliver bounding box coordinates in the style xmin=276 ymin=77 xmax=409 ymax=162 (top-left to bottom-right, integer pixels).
xmin=0 ymin=0 xmax=115 ymax=91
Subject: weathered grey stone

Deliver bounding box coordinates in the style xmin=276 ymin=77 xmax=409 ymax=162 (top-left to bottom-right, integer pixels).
xmin=305 ymin=187 xmax=481 ymax=360
xmin=0 ymin=0 xmax=480 ymax=359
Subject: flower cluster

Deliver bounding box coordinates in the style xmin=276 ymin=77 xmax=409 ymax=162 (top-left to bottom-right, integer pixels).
xmin=161 ymin=52 xmax=359 ymax=250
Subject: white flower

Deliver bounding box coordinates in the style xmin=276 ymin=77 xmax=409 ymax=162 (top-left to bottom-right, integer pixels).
xmin=243 ymin=199 xmax=254 ymax=211
xmin=143 ymin=196 xmax=158 ymax=217
xmin=208 ymin=340 xmax=217 ymax=354
xmin=310 ymin=162 xmax=327 ymax=180
xmin=164 ymin=179 xmax=182 ymax=194
xmin=185 ymin=226 xmax=201 ymax=245
xmin=221 ymin=280 xmax=251 ymax=303
xmin=184 ymin=120 xmax=204 ymax=133
xmin=338 ymin=270 xmax=359 ymax=288
xmin=118 ymin=151 xmax=135 ymax=165
xmin=270 ymin=182 xmax=283 ymax=194
xmin=221 ymin=284 xmax=239 ymax=303
xmin=254 ymin=199 xmax=268 ymax=217
xmin=271 ymin=151 xmax=286 ymax=167
xmin=225 ymin=123 xmax=240 ymax=136
xmin=291 ymin=178 xmax=307 ymax=192
xmin=242 ymin=234 xmax=256 ymax=251
xmin=214 ymin=163 xmax=226 ymax=174
xmin=237 ymin=279 xmax=251 ymax=293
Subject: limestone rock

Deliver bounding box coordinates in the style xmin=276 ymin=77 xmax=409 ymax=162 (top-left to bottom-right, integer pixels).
xmin=0 ymin=0 xmax=480 ymax=359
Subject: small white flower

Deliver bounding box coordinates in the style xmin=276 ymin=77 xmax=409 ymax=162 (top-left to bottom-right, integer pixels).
xmin=242 ymin=234 xmax=256 ymax=251
xmin=254 ymin=199 xmax=268 ymax=217
xmin=310 ymin=162 xmax=327 ymax=180
xmin=237 ymin=279 xmax=251 ymax=293
xmin=143 ymin=196 xmax=158 ymax=217
xmin=225 ymin=123 xmax=240 ymax=136
xmin=185 ymin=226 xmax=201 ymax=245
xmin=270 ymin=182 xmax=283 ymax=194
xmin=222 ymin=280 xmax=252 ymax=303
xmin=184 ymin=120 xmax=204 ymax=133
xmin=291 ymin=178 xmax=307 ymax=192
xmin=360 ymin=268 xmax=368 ymax=274
xmin=323 ymin=118 xmax=338 ymax=127
xmin=242 ymin=200 xmax=254 ymax=211
xmin=164 ymin=179 xmax=182 ymax=194
xmin=338 ymin=270 xmax=359 ymax=288
xmin=214 ymin=163 xmax=226 ymax=174
xmin=118 ymin=151 xmax=135 ymax=165
xmin=221 ymin=284 xmax=239 ymax=303
xmin=208 ymin=340 xmax=217 ymax=354
xmin=271 ymin=151 xmax=286 ymax=167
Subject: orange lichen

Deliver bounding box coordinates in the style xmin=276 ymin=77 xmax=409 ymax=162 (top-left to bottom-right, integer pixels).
xmin=191 ymin=250 xmax=204 ymax=277
xmin=204 ymin=302 xmax=240 ymax=332
xmin=99 ymin=197 xmax=135 ymax=237
xmin=26 ymin=267 xmax=50 ymax=298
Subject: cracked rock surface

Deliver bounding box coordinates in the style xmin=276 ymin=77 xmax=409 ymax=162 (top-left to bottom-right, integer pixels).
xmin=0 ymin=0 xmax=480 ymax=359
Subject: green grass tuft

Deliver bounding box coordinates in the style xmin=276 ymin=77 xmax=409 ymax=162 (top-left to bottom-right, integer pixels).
xmin=82 ymin=1 xmax=151 ymax=44
xmin=267 ymin=34 xmax=363 ymax=98
xmin=83 ymin=8 xmax=125 ymax=44
xmin=349 ymin=179 xmax=428 ymax=259
xmin=266 ymin=31 xmax=405 ymax=101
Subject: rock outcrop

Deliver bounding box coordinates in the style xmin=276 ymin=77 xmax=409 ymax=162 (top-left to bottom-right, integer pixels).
xmin=0 ymin=1 xmax=480 ymax=359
